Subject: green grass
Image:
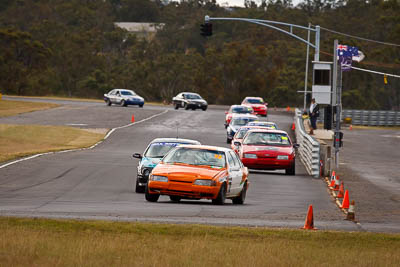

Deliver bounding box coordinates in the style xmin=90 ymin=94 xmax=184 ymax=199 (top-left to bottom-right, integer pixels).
xmin=0 ymin=124 xmax=106 ymax=162
xmin=0 ymin=99 xmax=59 ymax=117
xmin=0 ymin=217 xmax=399 ymax=266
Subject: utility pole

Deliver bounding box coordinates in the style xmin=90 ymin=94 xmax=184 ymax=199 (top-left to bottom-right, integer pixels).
xmin=303 ymin=23 xmax=311 ymax=111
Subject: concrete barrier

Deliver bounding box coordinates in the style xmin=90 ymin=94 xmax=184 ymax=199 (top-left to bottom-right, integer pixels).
xmin=294 ymin=109 xmax=320 ymax=178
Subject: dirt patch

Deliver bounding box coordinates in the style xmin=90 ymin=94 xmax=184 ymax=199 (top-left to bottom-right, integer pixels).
xmin=335 ymin=165 xmax=400 ymax=224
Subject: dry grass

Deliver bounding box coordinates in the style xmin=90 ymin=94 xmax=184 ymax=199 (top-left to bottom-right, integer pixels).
xmin=4 ymin=94 xmax=103 ymax=103
xmin=0 ymin=124 xmax=106 ymax=162
xmin=4 ymin=95 xmax=166 ymax=105
xmin=0 ymin=99 xmax=59 ymax=117
xmin=0 ymin=217 xmax=399 ymax=267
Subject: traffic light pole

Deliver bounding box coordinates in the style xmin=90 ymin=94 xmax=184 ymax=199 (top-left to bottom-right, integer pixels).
xmin=332 ymin=39 xmax=342 ymax=170
xmin=204 ymin=15 xmax=320 ymax=61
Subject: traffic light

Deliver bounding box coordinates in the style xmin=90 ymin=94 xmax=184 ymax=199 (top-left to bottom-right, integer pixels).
xmin=334 ymin=131 xmax=344 ymax=148
xmin=200 ymin=23 xmax=212 ymax=37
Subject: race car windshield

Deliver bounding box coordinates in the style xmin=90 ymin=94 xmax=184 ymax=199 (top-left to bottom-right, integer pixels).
xmin=247 ymin=98 xmax=263 ymax=104
xmin=232 ymin=106 xmax=252 ymax=114
xmin=247 ymin=122 xmax=276 ymax=129
xmin=232 ymin=118 xmax=256 ymax=126
xmin=163 ymin=147 xmax=226 ymax=168
xmin=243 ymin=132 xmax=291 ymax=146
xmin=145 ymin=142 xmax=182 ymax=158
xmin=236 ymin=128 xmax=250 ymax=139
xmin=121 ymin=91 xmax=135 ymax=96
xmin=185 ymin=94 xmax=201 ymax=100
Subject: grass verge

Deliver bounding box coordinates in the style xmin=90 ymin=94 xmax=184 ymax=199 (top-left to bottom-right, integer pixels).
xmin=0 ymin=99 xmax=59 ymax=117
xmin=0 ymin=217 xmax=399 ymax=266
xmin=0 ymin=124 xmax=106 ymax=163
xmin=4 ymin=95 xmax=167 ymax=106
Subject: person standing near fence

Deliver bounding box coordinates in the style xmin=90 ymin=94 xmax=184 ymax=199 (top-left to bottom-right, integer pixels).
xmin=309 ymin=98 xmax=319 ymax=135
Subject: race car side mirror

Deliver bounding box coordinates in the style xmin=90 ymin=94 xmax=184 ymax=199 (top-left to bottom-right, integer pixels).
xmin=293 ymin=143 xmax=300 ymax=149
xmin=234 ymin=141 xmax=241 ymax=147
xmin=225 ymin=111 xmax=228 ymax=114
xmin=132 ymin=153 xmax=142 ymax=159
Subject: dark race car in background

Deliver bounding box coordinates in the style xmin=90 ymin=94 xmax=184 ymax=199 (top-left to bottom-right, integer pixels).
xmin=172 ymin=92 xmax=208 ymax=111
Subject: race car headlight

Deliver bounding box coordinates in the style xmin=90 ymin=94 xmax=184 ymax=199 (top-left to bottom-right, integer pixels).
xmin=150 ymin=175 xmax=168 ymax=182
xmin=277 ymin=155 xmax=289 ymax=160
xmin=193 ymin=179 xmax=216 ymax=186
xmin=244 ymin=153 xmax=257 ymax=159
xmin=142 ymin=168 xmax=150 ymax=178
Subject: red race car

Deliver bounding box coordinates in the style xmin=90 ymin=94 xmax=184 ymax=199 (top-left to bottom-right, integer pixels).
xmin=235 ymin=129 xmax=299 ymax=175
xmin=241 ymin=97 xmax=268 ymax=117
xmin=231 ymin=125 xmax=270 ymax=153
xmin=224 ymin=105 xmax=254 ymax=128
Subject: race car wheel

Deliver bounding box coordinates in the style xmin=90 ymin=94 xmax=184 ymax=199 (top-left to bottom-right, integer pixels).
xmin=232 ymin=182 xmax=247 ymax=204
xmin=139 ymin=104 xmax=144 ymax=108
xmin=135 ymin=178 xmax=145 ymax=193
xmin=145 ymin=185 xmax=160 ymax=202
xmin=106 ymin=99 xmax=111 ymax=106
xmin=212 ymin=183 xmax=226 ymax=205
xmin=120 ymin=100 xmax=126 ymax=107
xmin=174 ymin=103 xmax=179 ymax=109
xmin=285 ymin=161 xmax=296 ymax=175
xmin=169 ymin=196 xmax=181 ymax=202
xmin=184 ymin=103 xmax=189 ymax=110
xmin=202 ymin=106 xmax=207 ymax=111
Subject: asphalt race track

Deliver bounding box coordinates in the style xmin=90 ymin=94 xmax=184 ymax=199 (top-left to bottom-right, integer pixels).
xmin=0 ymin=98 xmax=364 ymax=231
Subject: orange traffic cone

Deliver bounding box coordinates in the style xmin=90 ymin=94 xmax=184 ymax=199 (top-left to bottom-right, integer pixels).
xmin=329 ymin=177 xmax=336 ymax=188
xmin=337 ymin=181 xmax=344 ymax=198
xmin=333 ymin=177 xmax=340 ymax=191
xmin=341 ymin=190 xmax=350 ymax=209
xmin=291 ymin=123 xmax=295 ymax=131
xmin=286 ymin=106 xmax=290 ymax=112
xmin=131 ymin=115 xmax=135 ymax=123
xmin=302 ymin=205 xmax=317 ymax=230
xmin=349 ymin=124 xmax=353 ymax=130
xmin=329 ymin=173 xmax=338 ymax=188
xmin=346 ymin=200 xmax=355 ymax=221
xmin=330 ymin=171 xmax=336 ymax=182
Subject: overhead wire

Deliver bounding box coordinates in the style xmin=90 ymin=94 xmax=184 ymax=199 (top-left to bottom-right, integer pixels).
xmin=315 ymin=25 xmax=400 ymax=47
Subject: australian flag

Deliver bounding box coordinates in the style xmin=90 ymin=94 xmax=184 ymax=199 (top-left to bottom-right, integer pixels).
xmin=337 ymin=45 xmax=364 ymax=71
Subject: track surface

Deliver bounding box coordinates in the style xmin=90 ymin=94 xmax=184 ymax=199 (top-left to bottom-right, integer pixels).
xmin=0 ymin=97 xmax=392 ymax=231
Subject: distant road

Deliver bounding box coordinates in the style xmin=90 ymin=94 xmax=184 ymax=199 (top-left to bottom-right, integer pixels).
xmin=0 ymin=97 xmax=396 ymax=232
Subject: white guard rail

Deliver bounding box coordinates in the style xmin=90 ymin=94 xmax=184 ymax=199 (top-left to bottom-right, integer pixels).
xmin=294 ymin=108 xmax=320 ymax=178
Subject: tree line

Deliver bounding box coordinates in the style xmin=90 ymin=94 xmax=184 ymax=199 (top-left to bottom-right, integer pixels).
xmin=0 ymin=0 xmax=399 ymax=109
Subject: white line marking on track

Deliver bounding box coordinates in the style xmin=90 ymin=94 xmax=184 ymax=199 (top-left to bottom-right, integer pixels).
xmin=0 ymin=109 xmax=169 ymax=169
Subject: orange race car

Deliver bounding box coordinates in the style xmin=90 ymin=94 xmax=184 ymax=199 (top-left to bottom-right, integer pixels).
xmin=145 ymin=145 xmax=249 ymax=205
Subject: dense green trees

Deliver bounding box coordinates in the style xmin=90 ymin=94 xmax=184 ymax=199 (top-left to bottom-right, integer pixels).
xmin=0 ymin=0 xmax=398 ymax=109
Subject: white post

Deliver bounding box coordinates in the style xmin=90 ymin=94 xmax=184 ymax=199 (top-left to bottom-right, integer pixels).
xmin=303 ymin=23 xmax=311 ymax=111
xmin=314 ymin=25 xmax=320 ymax=61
